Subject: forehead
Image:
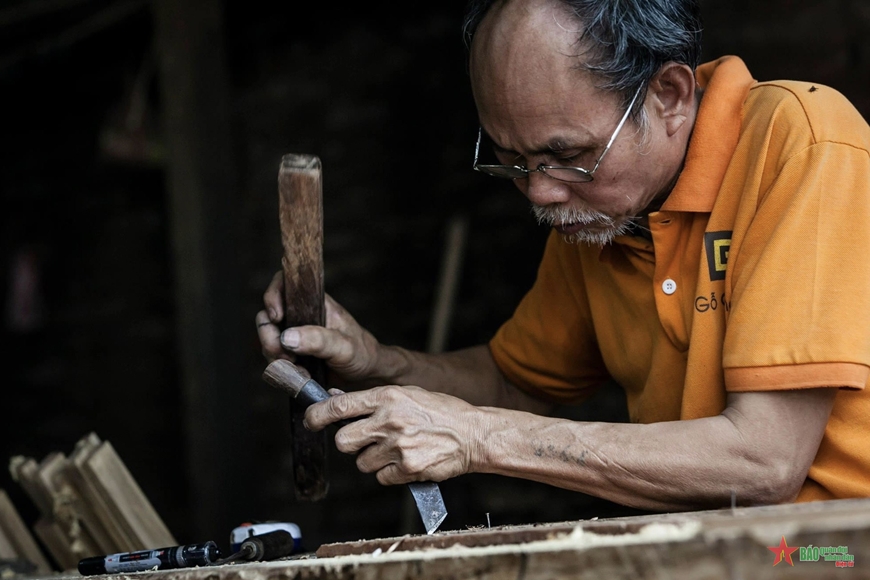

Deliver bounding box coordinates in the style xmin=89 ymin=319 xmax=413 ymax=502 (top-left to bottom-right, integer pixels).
xmin=470 ymin=0 xmax=585 ymax=99
xmin=469 ymin=0 xmax=619 ymax=145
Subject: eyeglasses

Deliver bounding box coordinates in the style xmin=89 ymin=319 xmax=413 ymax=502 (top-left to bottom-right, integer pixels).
xmin=473 ymin=86 xmax=642 ymax=183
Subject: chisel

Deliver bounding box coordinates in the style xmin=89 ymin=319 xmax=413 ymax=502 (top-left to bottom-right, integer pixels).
xmin=262 ymin=359 xmax=448 ymax=535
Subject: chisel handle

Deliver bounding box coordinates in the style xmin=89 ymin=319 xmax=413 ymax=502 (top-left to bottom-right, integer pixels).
xmin=263 ymin=360 xmax=352 ymax=425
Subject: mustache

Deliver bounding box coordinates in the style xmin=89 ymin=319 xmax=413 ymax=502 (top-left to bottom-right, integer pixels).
xmin=529 ymin=204 xmax=615 ymax=227
xmin=530 ymin=203 xmax=640 ymax=247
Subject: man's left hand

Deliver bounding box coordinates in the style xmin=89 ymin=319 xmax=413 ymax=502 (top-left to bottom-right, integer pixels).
xmin=303 ymin=386 xmax=485 ymax=485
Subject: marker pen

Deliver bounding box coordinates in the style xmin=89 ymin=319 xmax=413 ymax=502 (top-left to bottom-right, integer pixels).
xmin=78 ymin=541 xmax=221 ymax=575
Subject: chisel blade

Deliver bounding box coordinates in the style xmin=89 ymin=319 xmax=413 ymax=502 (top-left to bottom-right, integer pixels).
xmin=408 ymin=481 xmax=447 ymax=535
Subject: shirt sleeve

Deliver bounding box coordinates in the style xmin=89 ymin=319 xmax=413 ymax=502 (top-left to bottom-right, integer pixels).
xmin=489 ymin=230 xmax=611 ymax=404
xmin=723 ymin=141 xmax=870 ymax=391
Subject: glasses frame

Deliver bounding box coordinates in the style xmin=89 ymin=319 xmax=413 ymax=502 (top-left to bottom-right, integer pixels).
xmin=473 ymin=85 xmax=643 ymax=183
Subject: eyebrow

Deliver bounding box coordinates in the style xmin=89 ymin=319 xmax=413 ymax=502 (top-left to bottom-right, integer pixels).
xmin=483 ymin=129 xmax=595 ymax=157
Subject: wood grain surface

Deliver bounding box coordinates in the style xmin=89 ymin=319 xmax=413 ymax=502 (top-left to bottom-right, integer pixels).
xmin=277 ymin=154 xmax=330 ymax=501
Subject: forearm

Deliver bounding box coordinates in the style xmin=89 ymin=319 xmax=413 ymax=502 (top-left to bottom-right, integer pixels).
xmin=372 ymin=344 xmax=553 ymax=414
xmin=472 ymin=407 xmax=796 ymax=511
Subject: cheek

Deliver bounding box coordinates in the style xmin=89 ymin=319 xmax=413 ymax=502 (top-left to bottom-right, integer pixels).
xmin=571 ymin=182 xmax=653 ymax=221
xmin=580 ymin=162 xmax=652 ymax=213
xmin=573 ymin=180 xmax=639 ymax=213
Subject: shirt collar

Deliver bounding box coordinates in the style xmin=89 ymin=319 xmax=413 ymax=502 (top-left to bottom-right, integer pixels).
xmin=660 ymin=56 xmax=756 ymax=213
xmin=571 ymin=56 xmax=756 ymax=258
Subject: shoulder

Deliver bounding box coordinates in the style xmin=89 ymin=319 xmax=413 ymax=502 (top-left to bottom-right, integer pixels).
xmin=744 ymin=81 xmax=870 ymax=151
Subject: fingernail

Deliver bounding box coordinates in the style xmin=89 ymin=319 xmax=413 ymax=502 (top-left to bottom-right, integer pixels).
xmin=269 ymin=308 xmax=279 ymax=322
xmin=281 ymin=329 xmax=300 ymax=349
xmin=302 ymin=419 xmax=311 ymax=430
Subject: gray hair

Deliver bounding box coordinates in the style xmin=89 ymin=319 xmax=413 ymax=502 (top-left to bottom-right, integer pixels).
xmin=462 ymin=0 xmax=703 ymax=116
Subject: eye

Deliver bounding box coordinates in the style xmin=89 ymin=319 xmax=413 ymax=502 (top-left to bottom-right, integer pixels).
xmin=555 ymin=152 xmax=581 ymax=164
xmin=552 ymin=148 xmax=594 ymax=166
xmin=494 ymin=149 xmax=524 ymax=166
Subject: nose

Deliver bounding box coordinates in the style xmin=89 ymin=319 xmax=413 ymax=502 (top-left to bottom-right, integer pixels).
xmin=517 ymin=170 xmax=573 ymax=207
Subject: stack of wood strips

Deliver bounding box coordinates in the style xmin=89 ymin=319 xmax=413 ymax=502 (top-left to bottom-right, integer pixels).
xmin=0 ymin=489 xmax=52 ymax=575
xmin=5 ymin=432 xmax=176 ymax=572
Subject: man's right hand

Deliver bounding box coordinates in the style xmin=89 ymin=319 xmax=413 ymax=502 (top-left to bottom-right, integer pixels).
xmin=256 ymin=271 xmax=384 ymax=383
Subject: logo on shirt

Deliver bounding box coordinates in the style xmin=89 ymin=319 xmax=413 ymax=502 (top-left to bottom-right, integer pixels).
xmin=704 ymin=231 xmax=732 ymax=281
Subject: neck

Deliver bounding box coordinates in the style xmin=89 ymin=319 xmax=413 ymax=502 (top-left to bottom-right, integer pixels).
xmin=640 ymin=86 xmax=702 ymax=217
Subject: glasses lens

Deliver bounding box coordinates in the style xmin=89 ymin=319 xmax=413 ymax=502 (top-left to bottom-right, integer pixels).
xmin=475 ymin=164 xmax=528 ymax=179
xmin=542 ymin=166 xmax=594 ymax=183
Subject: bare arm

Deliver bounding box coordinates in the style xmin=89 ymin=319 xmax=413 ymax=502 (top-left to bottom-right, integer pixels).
xmin=305 ymin=386 xmax=837 ymax=510
xmin=256 ymin=271 xmax=551 ymax=414
xmin=474 ymin=388 xmax=836 ymax=510
xmin=374 ymin=343 xmax=553 ymax=413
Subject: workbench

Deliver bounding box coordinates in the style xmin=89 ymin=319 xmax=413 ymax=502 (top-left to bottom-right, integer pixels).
xmin=34 ymin=497 xmax=868 ymax=579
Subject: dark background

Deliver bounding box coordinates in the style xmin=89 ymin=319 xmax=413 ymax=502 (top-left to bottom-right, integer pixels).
xmin=1 ymin=0 xmax=868 ymax=568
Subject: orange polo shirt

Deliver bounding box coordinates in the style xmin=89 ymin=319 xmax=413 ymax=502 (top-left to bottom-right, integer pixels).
xmin=489 ymin=56 xmax=870 ymax=501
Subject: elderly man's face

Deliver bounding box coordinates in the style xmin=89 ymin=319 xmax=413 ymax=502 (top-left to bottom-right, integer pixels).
xmin=470 ymin=0 xmax=685 ymax=245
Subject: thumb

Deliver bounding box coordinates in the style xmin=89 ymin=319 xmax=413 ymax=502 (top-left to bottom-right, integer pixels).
xmin=280 ymin=325 xmax=354 ymax=365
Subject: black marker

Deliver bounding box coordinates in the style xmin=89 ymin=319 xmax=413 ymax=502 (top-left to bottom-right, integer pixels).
xmin=78 ymin=541 xmax=221 ymax=575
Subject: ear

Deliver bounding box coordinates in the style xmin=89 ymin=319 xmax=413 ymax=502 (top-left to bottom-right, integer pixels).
xmin=647 ymin=63 xmax=697 ymax=137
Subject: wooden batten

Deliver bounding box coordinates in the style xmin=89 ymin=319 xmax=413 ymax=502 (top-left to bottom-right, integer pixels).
xmin=0 ymin=489 xmax=52 ymax=573
xmin=67 ymin=433 xmax=119 ymax=553
xmin=76 ymin=439 xmax=177 ymax=550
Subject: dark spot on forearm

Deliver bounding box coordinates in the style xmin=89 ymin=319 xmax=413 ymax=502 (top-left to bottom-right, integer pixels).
xmin=533 ymin=442 xmax=587 ymax=466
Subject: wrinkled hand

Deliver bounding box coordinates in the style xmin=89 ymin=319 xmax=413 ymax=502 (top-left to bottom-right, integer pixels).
xmin=304 ymin=386 xmax=484 ymax=485
xmin=255 ymin=270 xmax=382 ymax=382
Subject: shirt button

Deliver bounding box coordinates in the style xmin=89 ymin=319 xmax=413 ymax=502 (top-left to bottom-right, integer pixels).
xmin=662 ymin=279 xmax=677 ymax=295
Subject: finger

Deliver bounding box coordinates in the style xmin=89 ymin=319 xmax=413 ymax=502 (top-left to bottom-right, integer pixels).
xmin=327 ymin=388 xmax=346 ymax=396
xmin=354 ymin=443 xmax=391 ymax=474
xmin=263 ymin=271 xmax=285 ymax=323
xmin=256 ymin=310 xmax=292 ymax=362
xmin=324 ymin=293 xmax=343 ymax=320
xmin=334 ymin=421 xmax=381 ymax=457
xmin=376 ymin=463 xmax=412 ymax=486
xmin=324 ymin=293 xmax=357 ymax=332
xmin=304 ymin=392 xmax=377 ymax=431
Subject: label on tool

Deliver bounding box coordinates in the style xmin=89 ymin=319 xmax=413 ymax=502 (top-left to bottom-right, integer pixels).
xmin=104 ymin=550 xmax=163 ymax=573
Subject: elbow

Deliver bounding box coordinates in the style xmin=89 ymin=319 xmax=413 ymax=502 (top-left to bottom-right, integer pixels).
xmin=738 ymin=457 xmax=806 ymax=506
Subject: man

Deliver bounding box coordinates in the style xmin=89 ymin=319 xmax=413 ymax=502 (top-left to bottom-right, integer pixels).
xmin=257 ymin=0 xmax=870 ymax=510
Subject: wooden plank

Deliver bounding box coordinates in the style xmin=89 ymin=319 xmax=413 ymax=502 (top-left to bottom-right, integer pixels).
xmin=14 ymin=451 xmax=105 ymax=566
xmin=8 ymin=453 xmax=104 ymax=570
xmin=33 ymin=453 xmax=104 ymax=563
xmin=0 ymin=489 xmax=53 ymax=573
xmin=32 ymin=518 xmax=76 ymax=572
xmin=26 ymin=498 xmax=868 ymax=580
xmin=277 ymin=154 xmax=329 ymax=502
xmin=77 ymin=440 xmax=176 ymax=550
xmin=9 ymin=456 xmax=52 ymax=517
xmin=0 ymin=518 xmax=17 ymax=560
xmin=0 ymin=534 xmax=13 ymax=562
xmin=66 ymin=432 xmax=121 ymax=553
xmin=317 ymin=497 xmax=870 ymax=557
xmin=33 ymin=452 xmax=69 ymax=524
